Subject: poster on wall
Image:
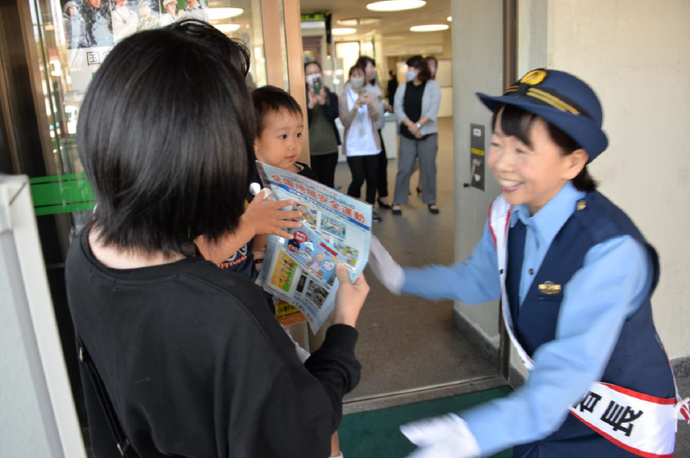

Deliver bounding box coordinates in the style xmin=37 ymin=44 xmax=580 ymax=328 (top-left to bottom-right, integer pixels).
xmin=470 ymin=123 xmax=486 ymax=191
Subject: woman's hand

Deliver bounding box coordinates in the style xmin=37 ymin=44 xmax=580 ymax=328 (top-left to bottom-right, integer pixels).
xmin=333 ymin=265 xmax=370 ymax=328
xmin=316 ymin=87 xmax=327 ymax=105
xmin=308 ymin=89 xmax=318 ymax=109
xmin=243 ymin=191 xmax=303 ymax=239
xmin=408 ymin=123 xmax=420 ymax=137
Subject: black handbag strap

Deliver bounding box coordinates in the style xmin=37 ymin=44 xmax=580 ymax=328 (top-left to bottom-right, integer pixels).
xmin=78 ymin=334 xmax=139 ymax=458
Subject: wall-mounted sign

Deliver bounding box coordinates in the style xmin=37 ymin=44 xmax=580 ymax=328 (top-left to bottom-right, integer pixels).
xmin=470 ymin=124 xmax=486 ymax=191
xmin=301 ymin=12 xmax=327 ymax=21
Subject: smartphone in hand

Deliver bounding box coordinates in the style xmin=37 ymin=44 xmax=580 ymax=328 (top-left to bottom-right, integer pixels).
xmin=313 ymin=77 xmax=322 ymax=94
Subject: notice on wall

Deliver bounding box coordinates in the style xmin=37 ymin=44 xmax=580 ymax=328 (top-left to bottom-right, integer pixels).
xmin=470 ymin=124 xmax=486 ymax=191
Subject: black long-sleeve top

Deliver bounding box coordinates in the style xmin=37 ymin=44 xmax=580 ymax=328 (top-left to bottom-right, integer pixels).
xmin=66 ymin=229 xmax=360 ymax=458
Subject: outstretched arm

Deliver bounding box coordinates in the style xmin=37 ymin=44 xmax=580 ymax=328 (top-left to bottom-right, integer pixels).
xmin=403 ymin=236 xmax=652 ymax=457
xmin=369 ymin=220 xmax=501 ymax=304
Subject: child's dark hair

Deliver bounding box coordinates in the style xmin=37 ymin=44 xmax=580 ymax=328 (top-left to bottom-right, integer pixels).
xmin=77 ymin=23 xmax=255 ymax=257
xmin=492 ymin=104 xmax=598 ymax=192
xmin=406 ymin=55 xmax=431 ymax=82
xmin=252 ymin=85 xmax=303 ymax=135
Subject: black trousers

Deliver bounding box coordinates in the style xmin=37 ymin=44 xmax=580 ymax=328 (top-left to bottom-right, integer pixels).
xmin=310 ymin=152 xmax=339 ymax=188
xmin=377 ymin=129 xmax=389 ymax=199
xmin=347 ymin=154 xmax=379 ymax=205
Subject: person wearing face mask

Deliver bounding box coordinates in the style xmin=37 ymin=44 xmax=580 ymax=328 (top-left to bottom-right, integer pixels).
xmin=392 ymin=55 xmax=442 ymax=215
xmin=339 ymin=65 xmax=382 ymax=222
xmin=412 ymin=55 xmax=441 ymax=197
xmin=304 ymin=61 xmax=341 ymax=188
xmin=356 ymin=56 xmax=393 ymax=212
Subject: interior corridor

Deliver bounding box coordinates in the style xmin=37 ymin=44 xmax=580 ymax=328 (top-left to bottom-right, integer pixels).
xmin=334 ymin=117 xmax=499 ymax=403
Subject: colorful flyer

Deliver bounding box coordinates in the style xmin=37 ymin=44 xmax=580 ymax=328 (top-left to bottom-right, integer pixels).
xmin=255 ymin=162 xmax=372 ymax=332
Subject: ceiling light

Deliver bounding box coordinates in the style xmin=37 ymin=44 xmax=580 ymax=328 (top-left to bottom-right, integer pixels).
xmin=215 ymin=24 xmax=241 ymax=33
xmin=366 ymin=1 xmax=426 ymax=12
xmin=336 ymin=18 xmax=358 ymax=26
xmin=208 ymin=7 xmax=243 ymax=21
xmin=359 ymin=17 xmax=381 ymax=25
xmin=447 ymin=16 xmax=452 ymax=22
xmin=410 ymin=24 xmax=449 ymax=32
xmin=332 ymin=28 xmax=357 ymax=35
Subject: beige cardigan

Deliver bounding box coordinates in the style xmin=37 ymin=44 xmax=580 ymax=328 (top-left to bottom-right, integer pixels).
xmin=338 ymin=89 xmax=381 ymax=156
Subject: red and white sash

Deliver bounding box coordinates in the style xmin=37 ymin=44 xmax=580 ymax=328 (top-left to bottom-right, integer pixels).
xmin=488 ymin=196 xmax=689 ymax=458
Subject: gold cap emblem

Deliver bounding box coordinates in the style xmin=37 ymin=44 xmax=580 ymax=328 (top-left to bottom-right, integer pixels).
xmin=538 ymin=281 xmax=562 ymax=295
xmin=520 ymin=69 xmax=548 ymax=86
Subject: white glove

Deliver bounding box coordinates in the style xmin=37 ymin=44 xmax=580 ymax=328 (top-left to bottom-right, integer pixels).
xmin=368 ymin=235 xmax=404 ymax=295
xmin=401 ymin=414 xmax=481 ymax=458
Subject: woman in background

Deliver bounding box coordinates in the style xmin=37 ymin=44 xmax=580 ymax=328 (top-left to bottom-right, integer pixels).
xmin=357 ymin=56 xmax=393 ymax=210
xmin=305 ymin=61 xmax=341 ymax=188
xmin=339 ymin=64 xmax=382 ymax=222
xmin=392 ymin=55 xmax=441 ymax=215
xmin=412 ymin=56 xmax=440 ymax=197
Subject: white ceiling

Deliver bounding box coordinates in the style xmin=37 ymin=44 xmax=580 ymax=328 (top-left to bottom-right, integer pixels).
xmin=299 ymin=0 xmax=452 ymax=40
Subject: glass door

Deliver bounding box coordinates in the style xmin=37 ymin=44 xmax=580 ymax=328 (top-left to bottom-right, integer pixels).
xmin=6 ymin=0 xmax=293 ymax=425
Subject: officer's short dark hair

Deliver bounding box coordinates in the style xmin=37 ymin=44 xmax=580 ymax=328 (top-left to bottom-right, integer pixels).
xmin=167 ymin=19 xmax=250 ymax=77
xmin=77 ymin=23 xmax=255 ymax=257
xmin=252 ymin=85 xmax=303 ymax=136
xmin=492 ymin=104 xmax=597 ymax=192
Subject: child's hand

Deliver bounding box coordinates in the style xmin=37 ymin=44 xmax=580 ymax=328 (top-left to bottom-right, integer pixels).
xmin=242 ymin=191 xmax=302 ymax=239
xmin=333 ymin=264 xmax=369 ymax=328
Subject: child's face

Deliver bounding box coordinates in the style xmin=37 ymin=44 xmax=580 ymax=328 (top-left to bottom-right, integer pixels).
xmin=254 ymin=109 xmax=304 ymax=170
xmin=488 ymin=109 xmax=586 ymax=215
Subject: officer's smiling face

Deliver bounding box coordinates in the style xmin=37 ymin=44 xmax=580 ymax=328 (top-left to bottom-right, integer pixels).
xmin=254 ymin=109 xmax=304 ymax=171
xmin=488 ymin=108 xmax=586 ymax=215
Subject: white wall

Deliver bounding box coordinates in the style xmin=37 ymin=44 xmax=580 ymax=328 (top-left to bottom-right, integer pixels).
xmin=519 ymin=0 xmax=690 ymax=359
xmin=451 ymin=0 xmax=504 ymax=350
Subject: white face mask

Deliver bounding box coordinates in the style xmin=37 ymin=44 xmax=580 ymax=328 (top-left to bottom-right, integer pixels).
xmin=350 ymin=77 xmax=365 ymax=89
xmin=306 ymin=73 xmax=321 ymax=86
xmin=405 ymin=70 xmax=418 ymax=82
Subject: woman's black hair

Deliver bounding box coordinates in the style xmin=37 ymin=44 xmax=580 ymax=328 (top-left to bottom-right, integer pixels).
xmin=425 ymin=56 xmax=438 ymax=67
xmin=167 ymin=19 xmax=250 ymax=77
xmin=406 ymin=55 xmax=431 ymax=82
xmin=304 ymin=60 xmax=322 ymax=72
xmin=348 ymin=64 xmax=366 ymax=79
xmin=77 ymin=22 xmax=256 ymax=257
xmin=252 ymin=85 xmax=303 ymax=134
xmin=492 ymin=104 xmax=597 ymax=192
xmin=356 ymin=56 xmax=376 ymax=85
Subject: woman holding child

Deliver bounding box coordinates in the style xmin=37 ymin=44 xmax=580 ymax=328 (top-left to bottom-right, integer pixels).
xmin=65 ymin=21 xmax=368 ymax=458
